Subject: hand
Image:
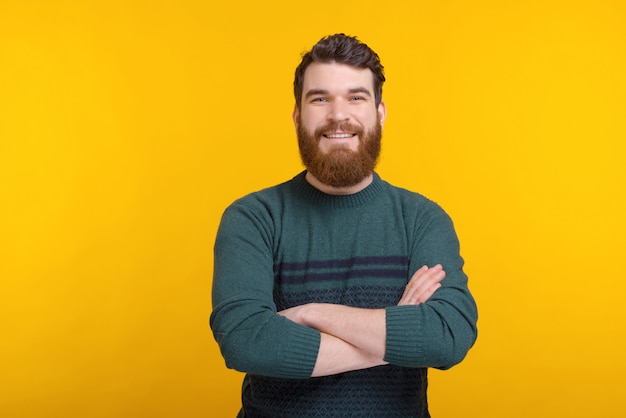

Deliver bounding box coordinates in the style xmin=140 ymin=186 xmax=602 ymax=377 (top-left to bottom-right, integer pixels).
xmin=277 ymin=304 xmax=311 ymax=326
xmin=397 ymin=264 xmax=445 ymax=306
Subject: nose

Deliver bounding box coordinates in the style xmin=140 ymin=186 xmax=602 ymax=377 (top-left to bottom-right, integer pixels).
xmin=328 ymin=99 xmax=349 ymax=122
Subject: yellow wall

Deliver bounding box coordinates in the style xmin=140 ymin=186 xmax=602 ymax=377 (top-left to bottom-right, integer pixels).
xmin=1 ymin=1 xmax=625 ymax=416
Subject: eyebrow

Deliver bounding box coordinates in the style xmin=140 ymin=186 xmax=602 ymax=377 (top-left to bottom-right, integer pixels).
xmin=304 ymin=87 xmax=373 ymax=99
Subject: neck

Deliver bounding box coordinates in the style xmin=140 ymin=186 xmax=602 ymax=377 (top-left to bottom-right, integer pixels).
xmin=305 ymin=171 xmax=374 ymax=195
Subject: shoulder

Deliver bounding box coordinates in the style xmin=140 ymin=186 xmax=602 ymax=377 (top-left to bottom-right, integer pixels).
xmin=379 ymin=176 xmax=445 ymax=215
xmin=376 ymin=176 xmax=455 ymax=236
xmin=221 ymin=173 xmax=304 ymax=219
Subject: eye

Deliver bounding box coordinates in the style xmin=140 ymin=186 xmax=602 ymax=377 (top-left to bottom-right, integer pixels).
xmin=350 ymin=96 xmax=365 ymax=101
xmin=311 ymin=97 xmax=328 ymax=103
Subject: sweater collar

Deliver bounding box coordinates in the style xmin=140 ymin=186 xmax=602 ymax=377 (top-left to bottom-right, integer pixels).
xmin=292 ymin=170 xmax=384 ymax=208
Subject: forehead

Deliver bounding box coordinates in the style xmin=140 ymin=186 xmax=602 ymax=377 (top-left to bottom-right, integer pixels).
xmin=302 ymin=62 xmax=375 ymax=94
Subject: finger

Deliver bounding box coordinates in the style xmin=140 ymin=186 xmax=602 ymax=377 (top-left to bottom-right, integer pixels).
xmin=406 ymin=264 xmax=442 ymax=293
xmin=410 ymin=266 xmax=445 ymax=295
xmin=410 ymin=268 xmax=445 ymax=302
xmin=399 ymin=265 xmax=445 ymax=305
xmin=398 ymin=265 xmax=428 ymax=305
xmin=410 ymin=282 xmax=442 ymax=305
xmin=399 ymin=280 xmax=441 ymax=306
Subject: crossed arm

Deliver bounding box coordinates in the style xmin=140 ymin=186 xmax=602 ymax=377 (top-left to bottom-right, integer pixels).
xmin=278 ymin=264 xmax=446 ymax=377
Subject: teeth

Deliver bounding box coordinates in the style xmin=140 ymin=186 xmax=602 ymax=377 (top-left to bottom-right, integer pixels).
xmin=326 ymin=133 xmax=353 ymax=139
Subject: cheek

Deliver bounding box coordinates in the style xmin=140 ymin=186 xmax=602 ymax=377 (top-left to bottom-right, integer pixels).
xmin=302 ymin=111 xmax=323 ymax=126
xmin=302 ymin=118 xmax=325 ymax=137
xmin=354 ymin=108 xmax=378 ymax=124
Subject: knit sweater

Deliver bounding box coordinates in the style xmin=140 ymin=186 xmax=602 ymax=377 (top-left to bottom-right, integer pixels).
xmin=210 ymin=171 xmax=478 ymax=417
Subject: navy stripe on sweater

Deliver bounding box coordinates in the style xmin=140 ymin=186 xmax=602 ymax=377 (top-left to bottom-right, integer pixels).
xmin=275 ymin=255 xmax=408 ymax=272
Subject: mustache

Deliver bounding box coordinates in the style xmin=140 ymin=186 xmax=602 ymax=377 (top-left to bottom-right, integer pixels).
xmin=314 ymin=122 xmax=364 ymax=139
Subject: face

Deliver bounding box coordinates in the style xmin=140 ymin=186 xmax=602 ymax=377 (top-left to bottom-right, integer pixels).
xmin=293 ymin=62 xmax=386 ymax=188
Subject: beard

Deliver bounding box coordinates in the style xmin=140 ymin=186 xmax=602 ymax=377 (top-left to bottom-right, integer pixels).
xmin=297 ymin=117 xmax=382 ymax=188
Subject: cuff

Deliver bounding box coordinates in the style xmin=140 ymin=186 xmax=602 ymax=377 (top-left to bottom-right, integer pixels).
xmin=384 ymin=305 xmax=424 ymax=367
xmin=277 ymin=324 xmax=321 ymax=379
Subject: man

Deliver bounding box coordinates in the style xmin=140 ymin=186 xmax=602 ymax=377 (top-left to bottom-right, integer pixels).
xmin=210 ymin=34 xmax=478 ymax=417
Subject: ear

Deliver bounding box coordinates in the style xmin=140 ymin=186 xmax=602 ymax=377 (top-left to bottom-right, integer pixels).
xmin=292 ymin=105 xmax=300 ymax=129
xmin=377 ymin=100 xmax=387 ymax=127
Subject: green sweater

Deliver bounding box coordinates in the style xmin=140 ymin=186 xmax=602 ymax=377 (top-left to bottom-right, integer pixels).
xmin=210 ymin=171 xmax=478 ymax=417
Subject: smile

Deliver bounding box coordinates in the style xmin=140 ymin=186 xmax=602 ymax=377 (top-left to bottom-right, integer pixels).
xmin=324 ymin=133 xmax=355 ymax=139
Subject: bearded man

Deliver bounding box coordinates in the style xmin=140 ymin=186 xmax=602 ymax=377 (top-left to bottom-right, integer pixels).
xmin=210 ymin=33 xmax=478 ymax=417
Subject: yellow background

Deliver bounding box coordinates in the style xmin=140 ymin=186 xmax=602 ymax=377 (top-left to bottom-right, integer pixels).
xmin=2 ymin=0 xmax=625 ymax=416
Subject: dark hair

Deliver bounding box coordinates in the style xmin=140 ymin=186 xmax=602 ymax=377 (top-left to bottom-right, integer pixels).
xmin=294 ymin=34 xmax=385 ymax=108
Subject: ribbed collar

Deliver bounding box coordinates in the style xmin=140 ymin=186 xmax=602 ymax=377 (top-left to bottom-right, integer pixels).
xmin=291 ymin=171 xmax=385 ymax=209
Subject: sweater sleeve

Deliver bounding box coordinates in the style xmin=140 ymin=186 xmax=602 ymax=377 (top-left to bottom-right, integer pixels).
xmin=209 ymin=199 xmax=321 ymax=379
xmin=384 ymin=204 xmax=478 ymax=369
